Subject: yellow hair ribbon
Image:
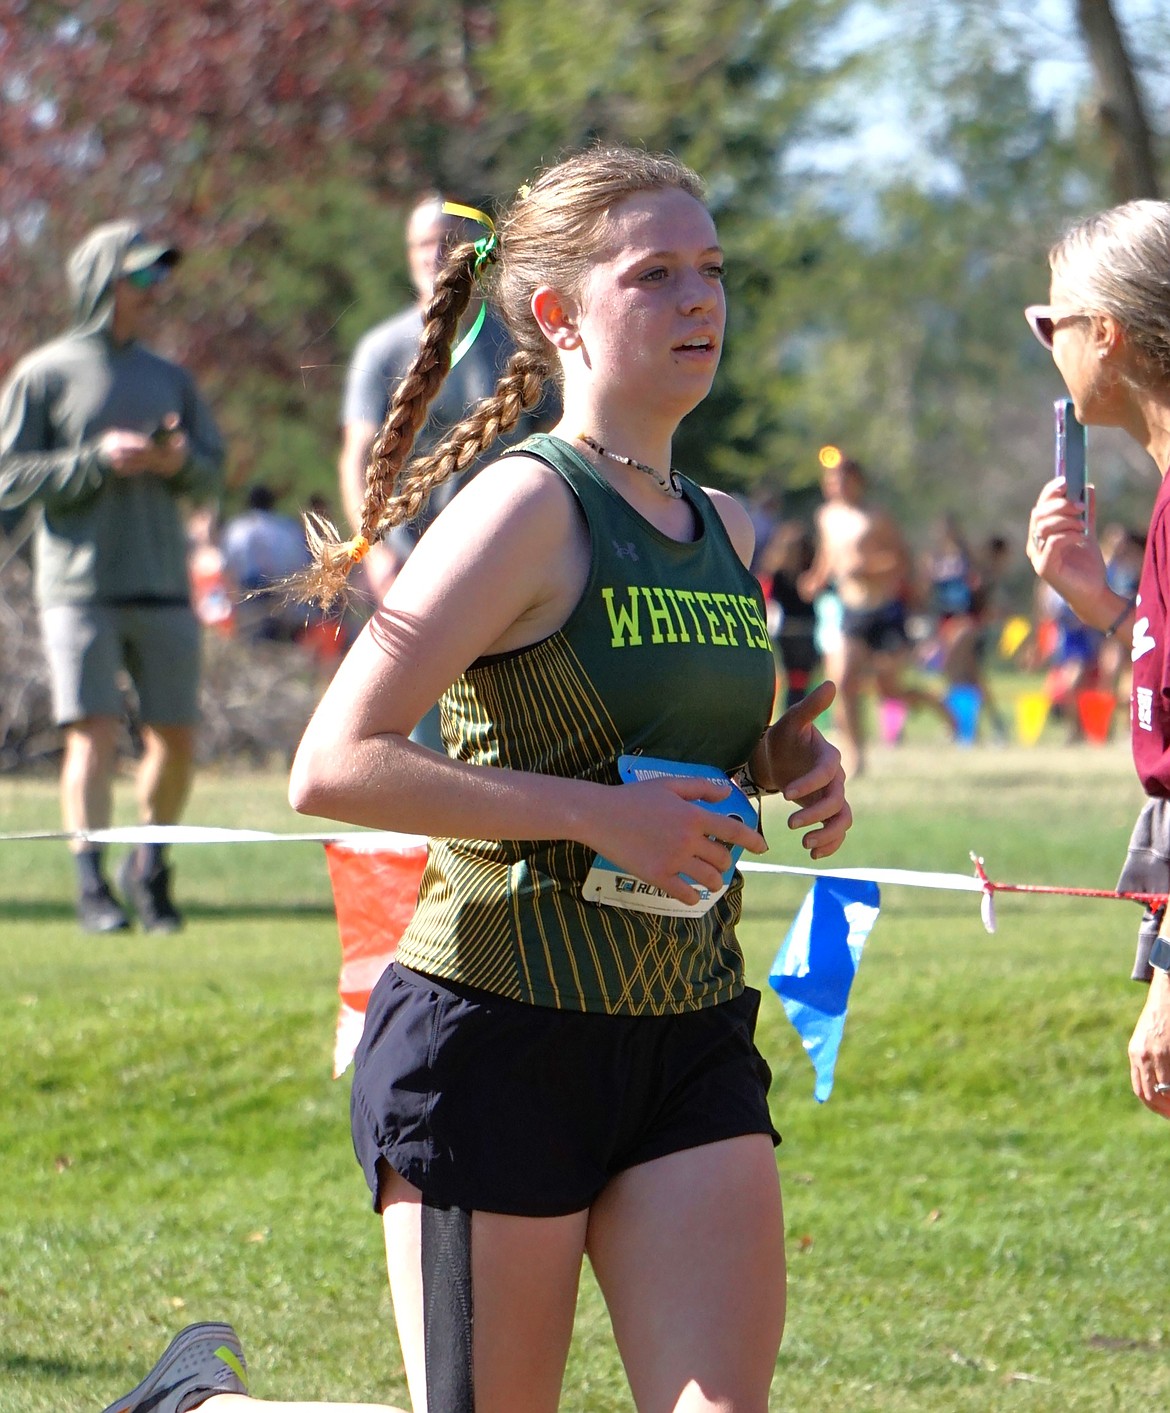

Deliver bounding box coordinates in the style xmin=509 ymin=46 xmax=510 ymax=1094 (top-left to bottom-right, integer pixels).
xmin=441 ymin=201 xmax=496 ymax=234
xmin=344 ymin=534 xmax=370 ymax=564
xmin=439 ymin=202 xmax=499 ymax=370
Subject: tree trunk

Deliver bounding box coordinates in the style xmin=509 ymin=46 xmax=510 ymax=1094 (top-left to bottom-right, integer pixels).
xmin=1074 ymin=0 xmax=1161 ymax=200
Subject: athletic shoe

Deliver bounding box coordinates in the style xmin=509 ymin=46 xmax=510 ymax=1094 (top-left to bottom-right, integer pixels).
xmin=100 ymin=1321 xmax=248 ymax=1413
xmin=118 ymin=853 xmax=183 ymax=933
xmin=76 ymin=880 xmax=129 ymax=934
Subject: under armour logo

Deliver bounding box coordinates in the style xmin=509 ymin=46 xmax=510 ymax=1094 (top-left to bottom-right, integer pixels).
xmin=613 ymin=540 xmax=639 ymax=561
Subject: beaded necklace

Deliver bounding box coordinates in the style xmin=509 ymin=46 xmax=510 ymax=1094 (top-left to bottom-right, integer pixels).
xmin=577 ymin=434 xmax=683 ymax=499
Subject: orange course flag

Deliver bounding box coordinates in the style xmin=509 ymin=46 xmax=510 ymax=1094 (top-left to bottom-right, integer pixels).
xmin=324 ymin=836 xmax=428 ymax=1077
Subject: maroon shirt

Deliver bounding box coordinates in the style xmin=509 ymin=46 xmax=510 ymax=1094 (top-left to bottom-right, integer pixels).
xmin=1131 ymin=469 xmax=1170 ymax=797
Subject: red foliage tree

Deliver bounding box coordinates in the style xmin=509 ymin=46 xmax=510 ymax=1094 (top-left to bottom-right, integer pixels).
xmin=0 ymin=1 xmax=489 ymax=452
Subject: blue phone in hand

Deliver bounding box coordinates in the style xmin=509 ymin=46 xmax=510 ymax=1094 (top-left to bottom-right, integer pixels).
xmin=617 ymin=756 xmax=759 ymax=887
xmin=1055 ymin=397 xmax=1088 ymax=529
xmin=580 ymin=757 xmax=761 ymax=917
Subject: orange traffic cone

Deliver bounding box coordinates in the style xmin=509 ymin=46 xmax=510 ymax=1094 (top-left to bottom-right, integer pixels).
xmin=1077 ymin=688 xmax=1116 ymax=745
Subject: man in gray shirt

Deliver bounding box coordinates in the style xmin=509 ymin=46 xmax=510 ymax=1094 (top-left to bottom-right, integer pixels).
xmin=0 ymin=221 xmax=225 ymax=933
xmin=338 ymin=194 xmax=528 ymax=596
xmin=338 ymin=193 xmax=555 ymax=746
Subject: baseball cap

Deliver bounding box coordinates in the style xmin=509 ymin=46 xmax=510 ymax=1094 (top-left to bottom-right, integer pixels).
xmin=121 ymin=233 xmax=182 ymax=275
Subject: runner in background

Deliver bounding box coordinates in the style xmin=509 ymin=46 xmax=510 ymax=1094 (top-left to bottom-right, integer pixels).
xmin=799 ymin=447 xmax=955 ymax=776
xmin=760 ymin=518 xmax=820 ymax=709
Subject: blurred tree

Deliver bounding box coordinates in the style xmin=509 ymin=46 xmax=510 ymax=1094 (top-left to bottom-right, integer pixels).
xmin=831 ymin=0 xmax=1166 ymax=534
xmin=474 ymin=0 xmax=856 ymax=492
xmin=2 ymin=0 xmax=1165 ymax=540
xmin=767 ymin=8 xmax=1086 ymax=522
xmin=1074 ymin=0 xmax=1160 ymax=199
xmin=0 ymin=0 xmax=489 ymax=497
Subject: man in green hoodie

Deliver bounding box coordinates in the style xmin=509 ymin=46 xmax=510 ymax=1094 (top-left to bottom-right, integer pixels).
xmin=0 ymin=220 xmax=225 ymax=933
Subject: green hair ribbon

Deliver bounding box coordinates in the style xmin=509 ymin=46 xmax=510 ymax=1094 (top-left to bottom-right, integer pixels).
xmin=441 ymin=201 xmax=498 ymax=369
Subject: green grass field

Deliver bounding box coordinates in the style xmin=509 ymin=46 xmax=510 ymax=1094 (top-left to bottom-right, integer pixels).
xmin=3 ymin=735 xmax=1169 ymax=1412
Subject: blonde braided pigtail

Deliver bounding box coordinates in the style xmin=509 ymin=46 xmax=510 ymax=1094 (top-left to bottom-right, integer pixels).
xmin=361 ymin=243 xmax=480 ymax=540
xmin=378 ymin=349 xmax=551 ymax=529
xmin=298 ymin=240 xmax=481 ymax=609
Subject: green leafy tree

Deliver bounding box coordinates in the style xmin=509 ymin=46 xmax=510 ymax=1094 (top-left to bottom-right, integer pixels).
xmin=475 ymin=0 xmax=856 ymax=492
xmin=809 ymin=0 xmax=1166 ymax=535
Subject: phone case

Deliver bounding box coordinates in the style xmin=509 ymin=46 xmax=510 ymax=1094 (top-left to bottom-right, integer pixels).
xmin=580 ymin=756 xmax=759 ymax=917
xmin=1055 ymin=397 xmax=1087 ymax=510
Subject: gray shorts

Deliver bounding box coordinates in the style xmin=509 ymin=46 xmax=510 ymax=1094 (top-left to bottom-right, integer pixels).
xmin=40 ymin=602 xmax=201 ymax=727
xmin=1117 ymin=797 xmax=1170 ymax=981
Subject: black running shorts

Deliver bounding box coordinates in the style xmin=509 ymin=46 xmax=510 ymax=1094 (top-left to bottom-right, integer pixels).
xmin=840 ymin=599 xmax=911 ymax=655
xmin=350 ymin=963 xmax=780 ymax=1217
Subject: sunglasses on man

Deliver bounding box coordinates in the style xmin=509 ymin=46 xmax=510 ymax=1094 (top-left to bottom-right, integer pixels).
xmin=1024 ymin=305 xmax=1090 ymax=350
xmin=124 ymin=263 xmax=171 ymax=290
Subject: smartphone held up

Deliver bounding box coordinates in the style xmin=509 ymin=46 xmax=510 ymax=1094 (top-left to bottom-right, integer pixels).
xmin=1054 ymin=396 xmax=1088 ymax=531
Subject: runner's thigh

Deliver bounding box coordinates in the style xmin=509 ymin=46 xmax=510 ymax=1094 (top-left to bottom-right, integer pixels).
xmin=380 ymin=1167 xmax=588 ymax=1413
xmin=586 ymin=1134 xmax=785 ymax=1413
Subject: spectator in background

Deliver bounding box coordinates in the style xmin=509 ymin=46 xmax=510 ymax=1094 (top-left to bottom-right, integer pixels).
xmin=977 ymin=534 xmax=1013 ymax=618
xmin=0 ymin=220 xmax=224 ymax=934
xmin=339 ymin=193 xmax=554 ymax=601
xmin=760 ymin=519 xmax=820 ymax=709
xmin=938 ymin=534 xmax=1013 ymax=744
xmin=221 ymin=483 xmax=310 ymax=592
xmin=338 ymin=192 xmax=557 ymax=748
xmin=220 ymin=482 xmax=312 ymax=641
xmin=186 ymin=505 xmax=235 ymax=636
xmin=1033 ymin=578 xmax=1104 ymax=740
xmin=799 ymin=449 xmax=955 ymax=776
xmin=925 ymin=513 xmax=974 ymax=625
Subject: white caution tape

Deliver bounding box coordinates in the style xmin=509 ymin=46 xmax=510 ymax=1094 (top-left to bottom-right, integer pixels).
xmin=0 ymin=825 xmax=428 ymax=848
xmin=740 ymin=860 xmax=985 ymax=893
xmin=1 ymin=824 xmax=985 ymax=894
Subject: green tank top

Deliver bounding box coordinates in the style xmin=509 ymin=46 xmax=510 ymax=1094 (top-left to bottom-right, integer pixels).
xmin=394 ymin=433 xmax=776 ymax=1014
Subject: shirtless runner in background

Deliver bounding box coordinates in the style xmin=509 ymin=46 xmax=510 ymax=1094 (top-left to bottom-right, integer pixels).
xmin=799 ymin=451 xmax=955 ymax=776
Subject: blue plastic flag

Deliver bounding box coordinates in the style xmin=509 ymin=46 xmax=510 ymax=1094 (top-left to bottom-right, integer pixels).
xmin=768 ymin=876 xmax=881 ymax=1102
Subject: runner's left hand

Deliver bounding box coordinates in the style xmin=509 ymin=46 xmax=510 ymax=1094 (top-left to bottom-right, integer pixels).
xmin=750 ymin=681 xmax=852 ymax=859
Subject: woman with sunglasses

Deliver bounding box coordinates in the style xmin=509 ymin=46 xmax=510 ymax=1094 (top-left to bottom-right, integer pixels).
xmin=1024 ymin=199 xmax=1170 ymax=1122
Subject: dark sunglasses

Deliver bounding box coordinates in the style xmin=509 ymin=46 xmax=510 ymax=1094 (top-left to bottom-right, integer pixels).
xmin=124 ymin=264 xmax=170 ymax=290
xmin=1024 ymin=304 xmax=1089 ymax=350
